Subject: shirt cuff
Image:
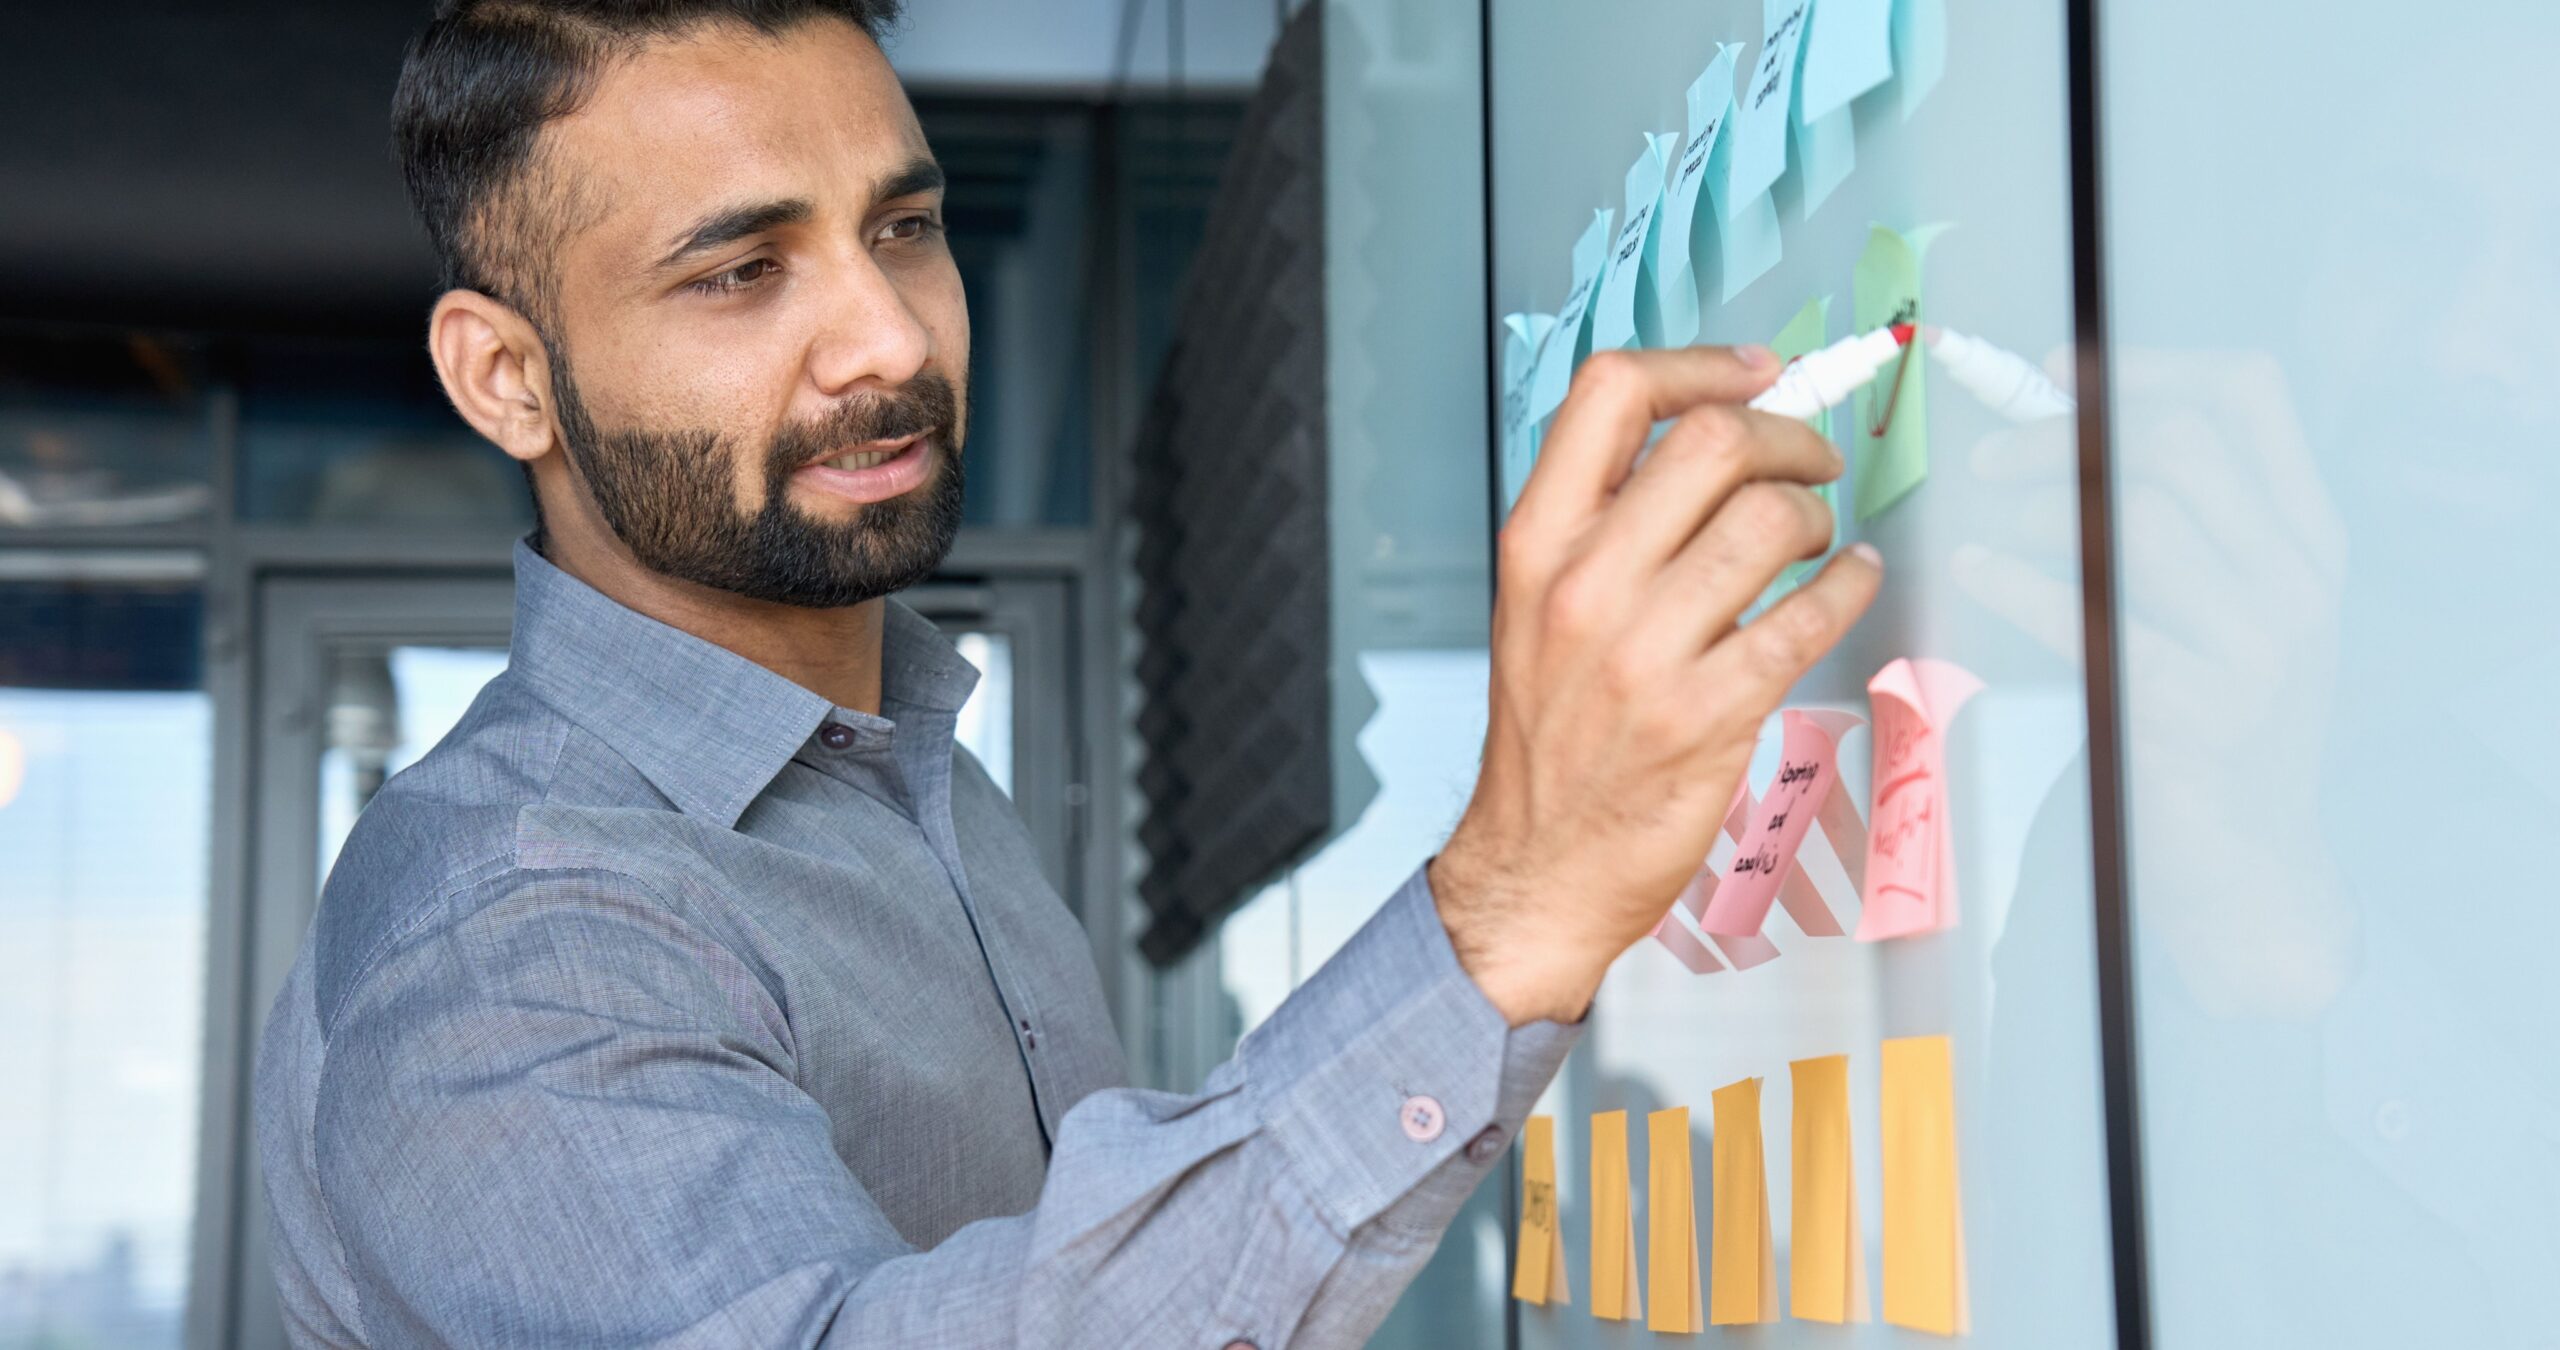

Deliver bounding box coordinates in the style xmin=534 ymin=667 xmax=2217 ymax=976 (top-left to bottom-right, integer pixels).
xmin=1238 ymin=863 xmax=1582 ymax=1237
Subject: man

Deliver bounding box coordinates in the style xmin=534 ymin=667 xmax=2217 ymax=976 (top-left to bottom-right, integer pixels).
xmin=254 ymin=1 xmax=1880 ymax=1345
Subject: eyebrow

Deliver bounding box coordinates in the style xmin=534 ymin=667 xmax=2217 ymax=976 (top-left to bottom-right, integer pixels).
xmin=653 ymin=197 xmax=814 ymax=272
xmin=647 ymin=156 xmax=947 ymax=274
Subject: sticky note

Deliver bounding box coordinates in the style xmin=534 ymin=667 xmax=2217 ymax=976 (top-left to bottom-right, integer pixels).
xmin=1646 ymin=1108 xmax=1704 ymax=1333
xmin=1882 ymin=1035 xmax=1968 ymax=1334
xmin=1590 ymin=134 xmax=1678 ymax=353
xmin=1856 ymin=657 xmax=1981 ymax=941
xmin=1770 ymin=296 xmax=1839 ymax=591
xmin=1850 ymin=222 xmax=1951 ymax=520
xmin=1708 ymin=1077 xmax=1777 ymax=1324
xmin=1525 ymin=209 xmax=1618 ymax=426
xmin=1654 ymin=44 xmax=1742 ymax=348
xmin=1790 ymin=1054 xmax=1871 ymax=1323
xmin=1725 ymin=0 xmax=1809 ymax=215
xmin=1650 ymin=910 xmax=1729 ymax=974
xmin=1676 ymin=785 xmax=1783 ymax=968
xmin=1499 ymin=312 xmax=1556 ymax=516
xmin=1513 ymin=1115 xmax=1572 ymax=1306
xmin=1701 ymin=709 xmax=1863 ymax=939
xmin=1703 ymin=130 xmax=1782 ymax=303
xmin=1894 ymin=0 xmax=1947 ymax=119
xmin=1794 ymin=102 xmax=1855 ymax=217
xmin=1589 ymin=1110 xmax=1643 ymax=1320
xmin=1800 ymin=0 xmax=1894 ymax=122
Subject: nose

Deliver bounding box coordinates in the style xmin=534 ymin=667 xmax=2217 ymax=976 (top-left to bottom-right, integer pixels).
xmin=804 ymin=247 xmax=933 ymax=401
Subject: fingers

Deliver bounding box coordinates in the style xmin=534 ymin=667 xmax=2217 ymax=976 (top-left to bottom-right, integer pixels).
xmin=1697 ymin=544 xmax=1884 ymax=711
xmin=1645 ymin=481 xmax=1840 ymax=655
xmin=1593 ymin=403 xmax=1842 ymax=583
xmin=1509 ymin=345 xmax=1783 ymax=538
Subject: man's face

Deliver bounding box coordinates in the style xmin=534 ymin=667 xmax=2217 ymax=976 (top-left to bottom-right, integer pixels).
xmin=534 ymin=17 xmax=968 ymax=607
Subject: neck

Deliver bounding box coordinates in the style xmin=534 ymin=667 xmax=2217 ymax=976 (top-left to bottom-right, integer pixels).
xmin=539 ymin=523 xmax=887 ymax=716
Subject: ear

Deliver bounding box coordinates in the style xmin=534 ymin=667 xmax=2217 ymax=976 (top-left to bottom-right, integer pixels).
xmin=427 ymin=290 xmax=560 ymax=466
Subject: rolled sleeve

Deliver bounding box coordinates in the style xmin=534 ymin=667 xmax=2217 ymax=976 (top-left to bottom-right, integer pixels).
xmin=1241 ymin=864 xmax=1582 ymax=1238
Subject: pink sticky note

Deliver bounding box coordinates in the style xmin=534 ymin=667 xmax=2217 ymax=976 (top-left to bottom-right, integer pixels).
xmin=1854 ymin=659 xmax=1983 ymax=941
xmin=1652 ymin=912 xmax=1729 ymax=974
xmin=1712 ymin=928 xmax=1782 ymax=969
xmin=1701 ymin=710 xmax=1863 ymax=939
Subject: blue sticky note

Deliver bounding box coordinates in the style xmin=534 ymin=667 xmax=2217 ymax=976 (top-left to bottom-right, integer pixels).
xmin=1793 ymin=102 xmax=1854 ymax=217
xmin=1500 ymin=311 xmax=1557 ymax=515
xmin=1799 ymin=0 xmax=1894 ymax=123
xmin=1525 ymin=209 xmax=1617 ymax=425
xmin=1654 ymin=44 xmax=1743 ymax=349
xmin=1705 ymin=120 xmax=1783 ymax=301
xmin=1894 ymin=0 xmax=1946 ymax=119
xmin=1590 ymin=133 xmax=1678 ymax=353
xmin=1724 ymin=0 xmax=1809 ymax=216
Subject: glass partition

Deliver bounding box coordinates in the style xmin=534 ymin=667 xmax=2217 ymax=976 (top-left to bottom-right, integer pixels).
xmin=2098 ymin=4 xmax=2560 ymax=1343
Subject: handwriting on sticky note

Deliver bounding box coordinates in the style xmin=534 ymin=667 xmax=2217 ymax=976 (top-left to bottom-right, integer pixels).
xmin=1709 ymin=1077 xmax=1778 ymax=1325
xmin=1702 ymin=709 xmax=1864 ymax=939
xmin=1882 ymin=1035 xmax=1968 ymax=1334
xmin=1590 ymin=135 xmax=1678 ymax=354
xmin=1654 ymin=44 xmax=1742 ymax=348
xmin=1513 ymin=1115 xmax=1571 ymax=1306
xmin=1590 ymin=1110 xmax=1643 ymax=1321
xmin=1646 ymin=1108 xmax=1704 ymax=1333
xmin=1790 ymin=1054 xmax=1871 ymax=1323
xmin=1856 ymin=658 xmax=1981 ymax=941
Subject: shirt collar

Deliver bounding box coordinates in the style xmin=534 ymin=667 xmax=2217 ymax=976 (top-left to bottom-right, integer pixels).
xmin=507 ymin=536 xmax=979 ymax=828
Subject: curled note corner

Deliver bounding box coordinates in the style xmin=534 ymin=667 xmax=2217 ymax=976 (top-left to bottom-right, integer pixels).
xmin=1855 ymin=658 xmax=1982 ymax=941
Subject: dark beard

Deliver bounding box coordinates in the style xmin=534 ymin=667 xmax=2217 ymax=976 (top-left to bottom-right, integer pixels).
xmin=545 ymin=343 xmax=965 ymax=609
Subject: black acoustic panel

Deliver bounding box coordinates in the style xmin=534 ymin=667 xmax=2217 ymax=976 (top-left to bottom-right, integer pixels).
xmin=1131 ymin=2 xmax=1329 ymax=967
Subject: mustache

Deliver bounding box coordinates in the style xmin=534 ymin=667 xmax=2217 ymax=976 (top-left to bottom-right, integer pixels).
xmin=766 ymin=372 xmax=961 ymax=472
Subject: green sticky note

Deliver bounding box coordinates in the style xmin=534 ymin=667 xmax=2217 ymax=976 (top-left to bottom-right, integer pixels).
xmin=1851 ymin=222 xmax=1951 ymax=520
xmin=1770 ymin=296 xmax=1836 ymax=593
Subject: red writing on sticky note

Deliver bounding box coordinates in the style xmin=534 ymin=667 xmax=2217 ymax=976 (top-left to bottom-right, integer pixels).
xmin=1701 ymin=709 xmax=1864 ymax=939
xmin=1855 ymin=659 xmax=1981 ymax=941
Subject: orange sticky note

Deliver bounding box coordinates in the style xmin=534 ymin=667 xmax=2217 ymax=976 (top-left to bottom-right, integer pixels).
xmin=1789 ymin=1054 xmax=1870 ymax=1323
xmin=1857 ymin=658 xmax=1983 ymax=941
xmin=1589 ymin=1110 xmax=1644 ymax=1320
xmin=1882 ymin=1035 xmax=1969 ymax=1334
xmin=1708 ymin=1077 xmax=1777 ymax=1325
xmin=1646 ymin=1108 xmax=1704 ymax=1332
xmin=1512 ymin=1115 xmax=1571 ymax=1306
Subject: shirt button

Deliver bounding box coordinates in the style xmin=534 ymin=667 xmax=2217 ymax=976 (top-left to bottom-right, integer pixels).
xmin=818 ymin=722 xmax=856 ymax=750
xmin=1222 ymin=1341 xmax=1258 ymax=1350
xmin=1399 ymin=1094 xmax=1446 ymax=1143
xmin=1464 ymin=1124 xmax=1506 ymax=1165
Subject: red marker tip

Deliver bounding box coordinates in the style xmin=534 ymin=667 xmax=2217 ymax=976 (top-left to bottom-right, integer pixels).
xmin=1888 ymin=323 xmax=1917 ymax=346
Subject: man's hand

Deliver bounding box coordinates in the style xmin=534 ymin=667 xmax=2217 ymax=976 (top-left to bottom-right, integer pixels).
xmin=1431 ymin=345 xmax=1884 ymax=1025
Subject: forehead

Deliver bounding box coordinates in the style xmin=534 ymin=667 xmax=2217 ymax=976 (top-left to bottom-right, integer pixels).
xmin=545 ymin=18 xmax=930 ymax=261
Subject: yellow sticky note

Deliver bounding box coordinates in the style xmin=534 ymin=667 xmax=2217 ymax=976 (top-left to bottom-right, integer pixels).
xmin=1709 ymin=1077 xmax=1777 ymax=1325
xmin=1789 ymin=1054 xmax=1870 ymax=1323
xmin=1512 ymin=1115 xmax=1571 ymax=1306
xmin=1882 ymin=1034 xmax=1969 ymax=1335
xmin=1645 ymin=1108 xmax=1704 ymax=1332
xmin=1588 ymin=1110 xmax=1643 ymax=1321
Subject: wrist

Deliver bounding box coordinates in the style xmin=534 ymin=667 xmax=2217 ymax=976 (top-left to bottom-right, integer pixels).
xmin=1427 ymin=845 xmax=1605 ymax=1027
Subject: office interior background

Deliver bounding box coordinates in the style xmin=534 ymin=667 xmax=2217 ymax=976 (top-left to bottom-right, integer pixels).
xmin=6 ymin=0 xmax=2555 ymax=1348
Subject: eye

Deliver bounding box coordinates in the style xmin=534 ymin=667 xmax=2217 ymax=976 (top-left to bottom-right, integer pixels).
xmin=880 ymin=213 xmax=944 ymax=245
xmin=690 ymin=257 xmax=779 ymax=295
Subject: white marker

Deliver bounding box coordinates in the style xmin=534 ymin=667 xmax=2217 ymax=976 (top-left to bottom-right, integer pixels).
xmin=1745 ymin=324 xmax=1914 ymax=419
xmin=1926 ymin=326 xmax=2077 ymax=420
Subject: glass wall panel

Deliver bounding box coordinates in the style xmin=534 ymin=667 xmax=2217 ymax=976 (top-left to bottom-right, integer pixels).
xmin=0 ymin=576 xmax=209 ymax=1350
xmin=2099 ymin=4 xmax=2560 ymax=1343
xmin=0 ymin=332 xmax=213 ymax=533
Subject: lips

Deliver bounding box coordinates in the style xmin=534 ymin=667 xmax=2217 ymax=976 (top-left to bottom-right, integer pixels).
xmin=790 ymin=434 xmax=936 ymax=505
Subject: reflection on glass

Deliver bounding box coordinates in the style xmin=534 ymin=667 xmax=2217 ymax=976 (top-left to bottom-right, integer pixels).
xmin=0 ymin=332 xmax=213 ymax=531
xmin=236 ymin=337 xmax=530 ymax=529
xmin=0 ymin=583 xmax=209 ymax=1350
xmin=2099 ymin=7 xmax=2560 ymax=1344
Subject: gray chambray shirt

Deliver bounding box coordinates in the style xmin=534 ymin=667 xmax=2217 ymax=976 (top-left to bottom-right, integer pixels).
xmin=255 ymin=537 xmax=1579 ymax=1348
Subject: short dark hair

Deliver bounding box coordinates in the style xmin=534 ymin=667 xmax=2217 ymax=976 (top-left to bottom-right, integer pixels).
xmin=392 ymin=0 xmax=905 ymax=325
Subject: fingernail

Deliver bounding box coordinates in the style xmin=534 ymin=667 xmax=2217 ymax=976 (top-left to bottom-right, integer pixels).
xmin=1735 ymin=343 xmax=1779 ymax=370
xmin=1850 ymin=542 xmax=1884 ymax=569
